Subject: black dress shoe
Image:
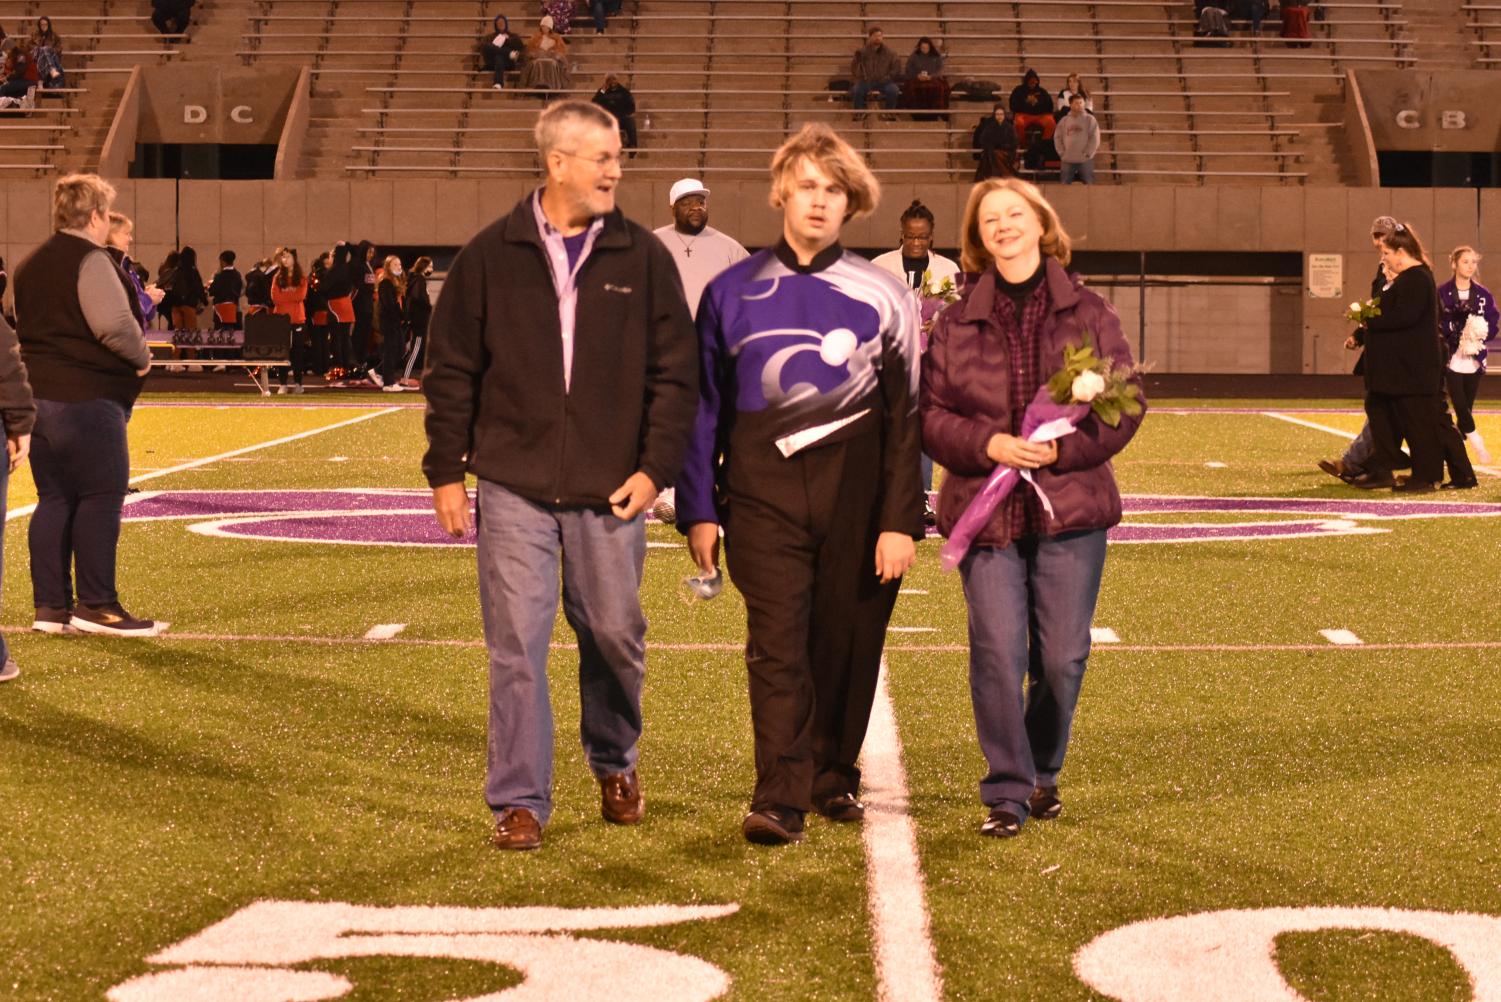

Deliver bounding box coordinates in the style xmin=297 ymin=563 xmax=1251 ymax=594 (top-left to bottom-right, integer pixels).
xmin=1441 ymin=478 xmax=1479 ymax=490
xmin=1028 ymin=785 xmax=1063 ymax=821
xmin=743 ymin=807 xmax=805 ymax=845
xmin=1317 ymin=459 xmax=1346 ymax=480
xmin=1347 ymin=472 xmax=1395 ymax=489
xmin=980 ymin=807 xmax=1023 ymax=838
xmin=1392 ymin=478 xmax=1437 ymax=494
xmin=814 ymin=792 xmax=865 ymax=823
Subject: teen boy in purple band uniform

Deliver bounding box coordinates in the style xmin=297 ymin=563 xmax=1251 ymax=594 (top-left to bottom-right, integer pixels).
xmin=677 ymin=124 xmax=924 ymax=846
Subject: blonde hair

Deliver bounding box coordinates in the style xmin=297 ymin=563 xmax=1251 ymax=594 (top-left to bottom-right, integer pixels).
xmin=107 ymin=211 xmax=132 ymax=236
xmin=768 ymin=123 xmax=879 ymax=222
xmin=959 ymin=176 xmax=1072 ymax=274
xmin=381 ymin=255 xmax=407 ymax=296
xmin=53 ymin=173 xmax=116 ymax=232
xmin=1451 ymin=245 xmax=1481 ymax=269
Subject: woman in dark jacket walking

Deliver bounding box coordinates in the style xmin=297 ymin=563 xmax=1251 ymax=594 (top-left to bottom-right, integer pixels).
xmin=403 ymin=255 xmax=433 ymax=380
xmin=921 ymin=177 xmax=1145 ymax=838
xmin=1362 ymin=223 xmax=1472 ymax=491
xmin=170 ymin=245 xmax=208 ymax=333
xmin=1436 ymin=245 xmax=1499 ymax=464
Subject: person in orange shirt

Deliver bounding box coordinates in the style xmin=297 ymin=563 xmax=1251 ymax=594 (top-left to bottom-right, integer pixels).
xmin=269 ymin=246 xmax=308 ymax=394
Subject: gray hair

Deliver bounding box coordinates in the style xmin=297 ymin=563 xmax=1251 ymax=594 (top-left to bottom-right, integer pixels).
xmin=1370 ymin=215 xmax=1398 ymax=239
xmin=534 ymin=100 xmax=618 ymax=157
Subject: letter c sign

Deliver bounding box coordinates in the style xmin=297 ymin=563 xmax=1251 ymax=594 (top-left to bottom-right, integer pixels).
xmin=230 ymin=105 xmax=254 ymax=124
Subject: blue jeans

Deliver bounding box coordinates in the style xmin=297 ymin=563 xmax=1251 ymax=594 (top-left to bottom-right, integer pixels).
xmin=475 ymin=480 xmax=647 ymax=827
xmin=28 ymin=398 xmax=131 ymax=609
xmin=852 ymin=80 xmax=900 ymax=110
xmin=1060 ymin=160 xmax=1095 ymax=184
xmin=960 ymin=529 xmax=1108 ymax=821
xmin=589 ymin=0 xmax=621 ymax=31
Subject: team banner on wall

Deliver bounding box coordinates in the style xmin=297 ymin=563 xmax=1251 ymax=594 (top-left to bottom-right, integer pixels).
xmin=1355 ymin=70 xmax=1501 ymax=152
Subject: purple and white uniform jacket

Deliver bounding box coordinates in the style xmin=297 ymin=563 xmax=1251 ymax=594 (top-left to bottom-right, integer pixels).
xmin=676 ymin=240 xmax=924 ymax=536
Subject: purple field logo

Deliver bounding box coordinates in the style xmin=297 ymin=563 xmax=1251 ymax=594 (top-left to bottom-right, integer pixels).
xmin=121 ymin=489 xmax=1501 ymax=548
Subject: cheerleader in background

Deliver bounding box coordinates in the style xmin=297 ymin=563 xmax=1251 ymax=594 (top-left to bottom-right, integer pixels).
xmin=1437 ymin=246 xmax=1499 ymax=465
xmin=269 ymin=246 xmax=308 ymax=394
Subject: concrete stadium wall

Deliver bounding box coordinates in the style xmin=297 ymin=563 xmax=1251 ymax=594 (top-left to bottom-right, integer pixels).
xmin=0 ymin=180 xmax=1491 ymax=375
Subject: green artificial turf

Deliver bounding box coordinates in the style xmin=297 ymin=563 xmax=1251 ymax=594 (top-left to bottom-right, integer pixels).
xmin=2 ymin=396 xmax=1499 ymax=1001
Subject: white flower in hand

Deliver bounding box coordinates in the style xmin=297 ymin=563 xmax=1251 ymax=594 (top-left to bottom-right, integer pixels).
xmin=1071 ymin=369 xmax=1107 ymax=403
xmin=1349 ymin=302 xmax=1361 ymax=313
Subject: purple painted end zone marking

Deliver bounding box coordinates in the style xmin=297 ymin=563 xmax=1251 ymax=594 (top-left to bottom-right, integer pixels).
xmin=126 ymin=489 xmax=1501 ymax=548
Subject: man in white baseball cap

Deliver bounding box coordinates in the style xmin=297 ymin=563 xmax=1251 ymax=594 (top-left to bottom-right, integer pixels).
xmin=653 ymin=177 xmax=749 ymax=318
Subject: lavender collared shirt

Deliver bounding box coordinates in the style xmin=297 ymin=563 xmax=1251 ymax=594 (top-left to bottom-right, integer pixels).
xmin=532 ymin=189 xmax=605 ymax=392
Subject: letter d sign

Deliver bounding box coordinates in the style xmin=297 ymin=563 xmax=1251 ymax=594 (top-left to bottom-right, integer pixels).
xmin=183 ymin=105 xmax=208 ymax=124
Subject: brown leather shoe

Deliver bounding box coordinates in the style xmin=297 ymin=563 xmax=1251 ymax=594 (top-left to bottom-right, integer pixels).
xmin=600 ymin=769 xmax=644 ymax=825
xmin=491 ymin=807 xmax=542 ymax=850
xmin=1317 ymin=459 xmax=1347 ymax=480
xmin=1028 ymin=785 xmax=1063 ymax=821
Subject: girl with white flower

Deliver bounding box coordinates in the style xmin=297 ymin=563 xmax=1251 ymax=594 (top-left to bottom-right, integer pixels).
xmin=1437 ymin=246 xmax=1498 ymax=464
xmin=920 ymin=177 xmax=1145 ymax=839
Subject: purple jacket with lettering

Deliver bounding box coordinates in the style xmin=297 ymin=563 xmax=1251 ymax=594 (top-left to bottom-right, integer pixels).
xmin=920 ymin=258 xmax=1146 ymax=550
xmin=1437 ymin=277 xmax=1499 ymax=372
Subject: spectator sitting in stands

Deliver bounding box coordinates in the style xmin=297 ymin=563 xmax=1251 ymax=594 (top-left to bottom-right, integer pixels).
xmin=592 ymin=74 xmax=637 ymax=155
xmin=1055 ymin=94 xmax=1100 ymax=184
xmin=521 ymin=17 xmax=570 ymax=94
xmin=1231 ymin=0 xmax=1268 ymax=34
xmin=1054 ymin=72 xmax=1092 ymax=121
xmin=541 ymin=0 xmax=574 ymax=36
xmin=850 ymin=26 xmax=902 ymax=114
xmin=588 ymin=0 xmax=623 ymax=35
xmin=482 ymin=14 xmax=524 ymax=90
xmin=971 ymin=102 xmax=1017 ymax=181
xmin=150 ymin=0 xmax=194 ymax=36
xmin=29 ymin=16 xmax=63 ymax=90
xmin=1008 ymin=68 xmax=1054 ymax=141
xmin=0 ymin=42 xmax=37 ymax=107
xmin=902 ymin=37 xmax=948 ymax=117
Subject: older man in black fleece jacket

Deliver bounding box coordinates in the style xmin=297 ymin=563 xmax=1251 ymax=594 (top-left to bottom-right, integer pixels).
xmin=422 ymin=100 xmax=697 ymax=852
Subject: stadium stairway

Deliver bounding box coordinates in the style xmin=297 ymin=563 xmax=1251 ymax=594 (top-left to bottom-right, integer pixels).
xmin=1402 ymin=0 xmax=1475 ymax=66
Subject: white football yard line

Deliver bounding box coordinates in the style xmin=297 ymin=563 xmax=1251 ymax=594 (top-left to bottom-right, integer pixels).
xmin=5 ymin=408 xmax=400 ymax=523
xmin=1091 ymin=627 xmax=1121 ymax=644
xmin=1320 ymin=628 xmax=1364 ymax=646
xmin=1261 ymin=411 xmax=1358 ymax=440
xmin=860 ymin=657 xmax=945 ymax=1002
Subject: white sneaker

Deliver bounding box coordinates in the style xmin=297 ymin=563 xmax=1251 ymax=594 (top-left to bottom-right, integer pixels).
xmin=381 ymin=383 xmax=407 ymax=392
xmin=292 ymin=384 xmax=305 ymax=394
xmin=276 ymin=384 xmax=288 ymax=395
xmin=368 ymin=369 xmax=384 ymax=387
xmin=493 ymin=83 xmax=502 ymax=90
xmin=0 ymin=658 xmax=18 ymax=683
xmin=1467 ymin=431 xmax=1491 ymax=465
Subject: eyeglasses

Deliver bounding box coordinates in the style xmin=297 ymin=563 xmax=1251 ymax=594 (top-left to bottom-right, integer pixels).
xmin=557 ymin=150 xmax=622 ymax=171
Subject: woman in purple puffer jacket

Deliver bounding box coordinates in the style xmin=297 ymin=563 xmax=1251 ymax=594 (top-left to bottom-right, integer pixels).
xmin=920 ymin=176 xmax=1146 ymax=840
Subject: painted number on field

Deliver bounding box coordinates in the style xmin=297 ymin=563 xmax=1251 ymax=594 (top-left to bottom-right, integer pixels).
xmin=109 ymin=900 xmax=739 ymax=1002
xmin=1075 ymin=907 xmax=1501 ymax=1001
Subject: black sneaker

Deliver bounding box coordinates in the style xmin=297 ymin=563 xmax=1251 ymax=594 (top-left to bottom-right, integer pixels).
xmin=742 ymin=807 xmax=805 ymax=845
xmin=69 ymin=603 xmax=159 ymax=637
xmin=814 ymin=792 xmax=866 ymax=823
xmin=32 ymin=606 xmax=74 ymax=634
